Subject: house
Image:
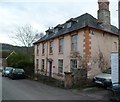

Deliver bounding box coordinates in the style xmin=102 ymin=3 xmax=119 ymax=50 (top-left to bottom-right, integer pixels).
xmin=34 ymin=0 xmax=118 ymax=81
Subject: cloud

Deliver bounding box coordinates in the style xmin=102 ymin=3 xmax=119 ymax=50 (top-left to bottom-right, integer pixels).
xmin=0 ymin=0 xmax=97 ymax=3
xmin=0 ymin=0 xmax=118 ymax=46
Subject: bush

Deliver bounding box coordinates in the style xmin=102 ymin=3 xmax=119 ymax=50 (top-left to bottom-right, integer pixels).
xmin=2 ymin=51 xmax=12 ymax=58
xmin=7 ymin=53 xmax=34 ymax=76
xmin=17 ymin=60 xmax=34 ymax=76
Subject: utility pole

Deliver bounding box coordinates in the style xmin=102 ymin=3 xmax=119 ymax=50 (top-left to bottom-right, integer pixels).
xmin=118 ymin=0 xmax=120 ymax=84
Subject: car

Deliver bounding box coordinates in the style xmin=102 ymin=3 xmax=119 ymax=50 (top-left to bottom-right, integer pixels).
xmin=3 ymin=67 xmax=13 ymax=77
xmin=0 ymin=66 xmax=4 ymax=72
xmin=2 ymin=67 xmax=6 ymax=76
xmin=8 ymin=68 xmax=25 ymax=80
xmin=93 ymin=68 xmax=112 ymax=88
xmin=108 ymin=84 xmax=120 ymax=101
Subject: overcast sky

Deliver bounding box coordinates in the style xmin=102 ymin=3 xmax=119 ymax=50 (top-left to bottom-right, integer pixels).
xmin=0 ymin=0 xmax=118 ymax=46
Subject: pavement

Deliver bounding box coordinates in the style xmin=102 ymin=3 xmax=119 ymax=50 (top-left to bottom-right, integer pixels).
xmin=81 ymin=87 xmax=108 ymax=100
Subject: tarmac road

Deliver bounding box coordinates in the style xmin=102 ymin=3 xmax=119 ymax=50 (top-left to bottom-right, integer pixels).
xmin=2 ymin=77 xmax=109 ymax=101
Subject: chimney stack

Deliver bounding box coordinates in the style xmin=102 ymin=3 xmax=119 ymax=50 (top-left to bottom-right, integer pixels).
xmin=97 ymin=0 xmax=111 ymax=30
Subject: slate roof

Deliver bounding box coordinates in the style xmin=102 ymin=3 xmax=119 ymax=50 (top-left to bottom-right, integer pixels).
xmin=34 ymin=13 xmax=118 ymax=44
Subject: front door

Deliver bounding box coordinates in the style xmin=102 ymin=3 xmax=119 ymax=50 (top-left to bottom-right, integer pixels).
xmin=49 ymin=61 xmax=52 ymax=77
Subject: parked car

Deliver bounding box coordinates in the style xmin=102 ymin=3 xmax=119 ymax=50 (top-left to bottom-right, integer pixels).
xmin=93 ymin=68 xmax=112 ymax=88
xmin=0 ymin=66 xmax=4 ymax=72
xmin=2 ymin=67 xmax=6 ymax=76
xmin=108 ymin=84 xmax=120 ymax=101
xmin=8 ymin=68 xmax=25 ymax=80
xmin=3 ymin=67 xmax=13 ymax=77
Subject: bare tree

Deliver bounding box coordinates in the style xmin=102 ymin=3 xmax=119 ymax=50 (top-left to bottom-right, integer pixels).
xmin=12 ymin=25 xmax=43 ymax=47
xmin=69 ymin=51 xmax=88 ymax=71
xmin=97 ymin=49 xmax=109 ymax=72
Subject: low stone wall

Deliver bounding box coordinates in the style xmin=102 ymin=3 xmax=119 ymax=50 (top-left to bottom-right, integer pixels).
xmin=35 ymin=74 xmax=64 ymax=88
xmin=34 ymin=68 xmax=92 ymax=89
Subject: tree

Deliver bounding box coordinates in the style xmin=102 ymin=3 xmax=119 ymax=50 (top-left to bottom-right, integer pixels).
xmin=12 ymin=25 xmax=44 ymax=47
xmin=11 ymin=25 xmax=44 ymax=54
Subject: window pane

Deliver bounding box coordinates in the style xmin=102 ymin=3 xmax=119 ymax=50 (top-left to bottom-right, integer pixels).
xmin=36 ymin=59 xmax=39 ymax=69
xmin=37 ymin=44 xmax=39 ymax=55
xmin=71 ymin=35 xmax=77 ymax=51
xmin=67 ymin=22 xmax=71 ymax=28
xmin=42 ymin=59 xmax=44 ymax=70
xmin=42 ymin=43 xmax=45 ymax=54
xmin=59 ymin=39 xmax=64 ymax=53
xmin=70 ymin=59 xmax=77 ymax=71
xmin=50 ymin=41 xmax=53 ymax=53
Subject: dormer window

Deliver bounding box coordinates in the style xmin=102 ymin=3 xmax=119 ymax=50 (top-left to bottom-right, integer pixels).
xmin=67 ymin=22 xmax=72 ymax=28
xmin=46 ymin=31 xmax=49 ymax=35
xmin=45 ymin=28 xmax=54 ymax=36
xmin=54 ymin=24 xmax=63 ymax=34
xmin=54 ymin=28 xmax=58 ymax=34
xmin=66 ymin=18 xmax=77 ymax=29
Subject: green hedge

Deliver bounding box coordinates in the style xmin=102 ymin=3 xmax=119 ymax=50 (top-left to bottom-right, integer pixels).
xmin=7 ymin=53 xmax=34 ymax=76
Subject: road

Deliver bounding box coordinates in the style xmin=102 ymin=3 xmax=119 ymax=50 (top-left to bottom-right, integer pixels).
xmin=2 ymin=77 xmax=108 ymax=100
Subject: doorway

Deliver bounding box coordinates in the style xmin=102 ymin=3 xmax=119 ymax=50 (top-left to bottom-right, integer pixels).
xmin=49 ymin=61 xmax=52 ymax=77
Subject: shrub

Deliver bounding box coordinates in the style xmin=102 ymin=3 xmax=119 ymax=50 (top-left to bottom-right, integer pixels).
xmin=7 ymin=53 xmax=34 ymax=76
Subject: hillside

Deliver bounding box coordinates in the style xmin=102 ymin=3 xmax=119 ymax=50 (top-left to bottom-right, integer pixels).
xmin=0 ymin=43 xmax=34 ymax=58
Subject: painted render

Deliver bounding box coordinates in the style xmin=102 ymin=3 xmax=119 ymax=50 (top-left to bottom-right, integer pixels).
xmin=34 ymin=27 xmax=118 ymax=80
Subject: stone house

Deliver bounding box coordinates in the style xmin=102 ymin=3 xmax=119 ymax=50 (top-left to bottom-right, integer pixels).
xmin=34 ymin=0 xmax=118 ymax=81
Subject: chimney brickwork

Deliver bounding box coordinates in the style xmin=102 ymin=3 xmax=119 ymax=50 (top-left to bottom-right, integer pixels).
xmin=97 ymin=0 xmax=111 ymax=30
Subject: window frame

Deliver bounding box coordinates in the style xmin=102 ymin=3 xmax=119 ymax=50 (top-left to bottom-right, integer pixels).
xmin=42 ymin=43 xmax=45 ymax=55
xmin=59 ymin=38 xmax=64 ymax=54
xmin=70 ymin=59 xmax=77 ymax=71
xmin=58 ymin=59 xmax=63 ymax=74
xmin=71 ymin=34 xmax=78 ymax=51
xmin=36 ymin=44 xmax=39 ymax=56
xmin=41 ymin=59 xmax=45 ymax=70
xmin=67 ymin=22 xmax=72 ymax=28
xmin=49 ymin=41 xmax=53 ymax=54
xmin=36 ymin=59 xmax=39 ymax=70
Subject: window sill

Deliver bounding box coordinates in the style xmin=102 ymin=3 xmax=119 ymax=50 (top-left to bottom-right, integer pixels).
xmin=58 ymin=73 xmax=63 ymax=76
xmin=42 ymin=54 xmax=45 ymax=56
xmin=58 ymin=52 xmax=63 ymax=55
xmin=70 ymin=50 xmax=78 ymax=53
xmin=49 ymin=53 xmax=53 ymax=55
xmin=40 ymin=69 xmax=45 ymax=72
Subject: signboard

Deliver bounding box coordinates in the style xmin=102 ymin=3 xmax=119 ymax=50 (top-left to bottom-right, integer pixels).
xmin=111 ymin=52 xmax=119 ymax=85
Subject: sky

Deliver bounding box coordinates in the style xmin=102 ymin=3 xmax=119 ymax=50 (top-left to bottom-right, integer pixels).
xmin=0 ymin=0 xmax=118 ymax=46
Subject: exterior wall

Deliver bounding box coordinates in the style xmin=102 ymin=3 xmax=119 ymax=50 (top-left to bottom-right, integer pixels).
xmin=34 ymin=28 xmax=118 ymax=80
xmin=34 ymin=30 xmax=84 ymax=80
xmin=89 ymin=29 xmax=118 ymax=78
